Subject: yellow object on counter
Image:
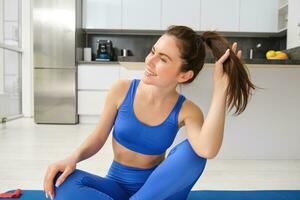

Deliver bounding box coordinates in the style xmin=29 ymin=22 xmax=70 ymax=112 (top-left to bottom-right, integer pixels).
xmin=266 ymin=50 xmax=288 ymax=60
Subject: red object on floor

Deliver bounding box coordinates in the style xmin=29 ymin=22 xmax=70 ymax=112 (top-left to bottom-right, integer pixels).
xmin=0 ymin=189 xmax=22 ymax=198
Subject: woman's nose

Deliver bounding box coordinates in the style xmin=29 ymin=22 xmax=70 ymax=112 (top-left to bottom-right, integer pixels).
xmin=146 ymin=54 xmax=158 ymax=66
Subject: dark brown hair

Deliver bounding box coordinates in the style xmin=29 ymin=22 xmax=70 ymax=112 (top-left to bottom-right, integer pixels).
xmin=165 ymin=25 xmax=256 ymax=115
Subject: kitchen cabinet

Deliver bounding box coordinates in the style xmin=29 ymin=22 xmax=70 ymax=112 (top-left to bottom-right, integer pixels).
xmin=277 ymin=1 xmax=288 ymax=32
xmin=161 ymin=0 xmax=201 ymax=30
xmin=82 ymin=0 xmax=282 ymax=34
xmin=78 ymin=91 xmax=107 ymax=115
xmin=78 ymin=64 xmax=120 ymax=123
xmin=122 ymin=0 xmax=161 ymax=30
xmin=82 ymin=0 xmax=122 ymax=29
xmin=287 ymin=0 xmax=300 ymax=49
xmin=78 ymin=64 xmax=119 ymax=90
xmin=239 ymin=0 xmax=278 ymax=32
xmin=201 ymin=0 xmax=239 ymax=32
xmin=120 ymin=66 xmax=144 ymax=80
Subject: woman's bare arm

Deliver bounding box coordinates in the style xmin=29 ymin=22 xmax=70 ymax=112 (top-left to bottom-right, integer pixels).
xmin=70 ymin=79 xmax=126 ymax=163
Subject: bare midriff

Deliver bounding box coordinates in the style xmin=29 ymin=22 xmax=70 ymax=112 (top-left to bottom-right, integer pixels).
xmin=112 ymin=138 xmax=165 ymax=169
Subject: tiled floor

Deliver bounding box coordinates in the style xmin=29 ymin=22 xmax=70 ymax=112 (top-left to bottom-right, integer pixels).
xmin=1 ymin=118 xmax=300 ymax=192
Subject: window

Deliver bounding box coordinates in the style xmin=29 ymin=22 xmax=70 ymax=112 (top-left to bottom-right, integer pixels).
xmin=0 ymin=0 xmax=22 ymax=121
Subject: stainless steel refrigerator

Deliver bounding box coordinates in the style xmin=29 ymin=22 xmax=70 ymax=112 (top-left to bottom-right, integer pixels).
xmin=33 ymin=0 xmax=83 ymax=124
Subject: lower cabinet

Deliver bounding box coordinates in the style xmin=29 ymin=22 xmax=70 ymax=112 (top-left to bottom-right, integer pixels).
xmin=78 ymin=64 xmax=120 ymax=90
xmin=78 ymin=91 xmax=107 ymax=115
xmin=78 ymin=64 xmax=120 ymax=123
xmin=120 ymin=66 xmax=144 ymax=79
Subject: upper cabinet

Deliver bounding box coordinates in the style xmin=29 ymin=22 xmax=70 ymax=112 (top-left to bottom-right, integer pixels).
xmin=82 ymin=0 xmax=122 ymax=29
xmin=201 ymin=0 xmax=239 ymax=32
xmin=239 ymin=0 xmax=277 ymax=32
xmin=161 ymin=0 xmax=201 ymax=30
xmin=287 ymin=0 xmax=300 ymax=49
xmin=83 ymin=0 xmax=280 ymax=33
xmin=277 ymin=0 xmax=288 ymax=31
xmin=122 ymin=0 xmax=161 ymax=30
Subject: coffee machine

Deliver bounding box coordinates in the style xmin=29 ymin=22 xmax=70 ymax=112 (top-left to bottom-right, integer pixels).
xmin=96 ymin=40 xmax=114 ymax=61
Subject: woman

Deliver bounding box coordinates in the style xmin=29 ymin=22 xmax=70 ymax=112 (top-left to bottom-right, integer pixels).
xmin=44 ymin=25 xmax=255 ymax=200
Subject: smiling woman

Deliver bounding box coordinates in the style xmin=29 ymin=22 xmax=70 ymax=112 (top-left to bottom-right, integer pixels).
xmin=44 ymin=25 xmax=255 ymax=200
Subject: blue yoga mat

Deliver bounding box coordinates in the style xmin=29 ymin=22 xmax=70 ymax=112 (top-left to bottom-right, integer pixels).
xmin=1 ymin=190 xmax=300 ymax=200
xmin=188 ymin=190 xmax=300 ymax=200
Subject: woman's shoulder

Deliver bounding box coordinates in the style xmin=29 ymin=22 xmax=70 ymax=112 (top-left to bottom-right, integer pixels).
xmin=110 ymin=79 xmax=134 ymax=108
xmin=182 ymin=98 xmax=203 ymax=115
xmin=179 ymin=97 xmax=204 ymax=127
xmin=111 ymin=79 xmax=132 ymax=89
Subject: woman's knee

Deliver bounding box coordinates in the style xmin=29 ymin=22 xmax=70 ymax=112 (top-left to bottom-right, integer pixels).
xmin=54 ymin=169 xmax=88 ymax=187
xmin=168 ymin=139 xmax=207 ymax=173
xmin=169 ymin=139 xmax=206 ymax=160
xmin=54 ymin=169 xmax=91 ymax=197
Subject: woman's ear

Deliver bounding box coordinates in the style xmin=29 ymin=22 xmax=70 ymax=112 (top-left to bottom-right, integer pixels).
xmin=178 ymin=70 xmax=194 ymax=83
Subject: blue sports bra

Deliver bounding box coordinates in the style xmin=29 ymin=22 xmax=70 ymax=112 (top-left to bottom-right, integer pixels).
xmin=113 ymin=79 xmax=186 ymax=155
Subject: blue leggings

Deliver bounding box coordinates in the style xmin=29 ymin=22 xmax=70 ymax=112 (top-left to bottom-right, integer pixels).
xmin=54 ymin=139 xmax=207 ymax=200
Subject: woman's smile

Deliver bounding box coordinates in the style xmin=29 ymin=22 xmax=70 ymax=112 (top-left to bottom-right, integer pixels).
xmin=145 ymin=68 xmax=157 ymax=77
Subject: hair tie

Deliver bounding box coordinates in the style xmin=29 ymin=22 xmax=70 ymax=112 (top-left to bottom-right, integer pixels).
xmin=195 ymin=34 xmax=205 ymax=50
xmin=199 ymin=35 xmax=206 ymax=43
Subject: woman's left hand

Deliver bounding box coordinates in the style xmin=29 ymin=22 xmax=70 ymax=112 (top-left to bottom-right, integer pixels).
xmin=213 ymin=42 xmax=242 ymax=91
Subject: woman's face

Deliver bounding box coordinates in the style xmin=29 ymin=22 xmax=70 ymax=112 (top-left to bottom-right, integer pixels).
xmin=142 ymin=34 xmax=187 ymax=87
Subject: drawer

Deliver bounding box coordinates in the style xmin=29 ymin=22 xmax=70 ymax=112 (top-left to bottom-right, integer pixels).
xmin=78 ymin=64 xmax=120 ymax=90
xmin=120 ymin=66 xmax=144 ymax=80
xmin=78 ymin=91 xmax=107 ymax=115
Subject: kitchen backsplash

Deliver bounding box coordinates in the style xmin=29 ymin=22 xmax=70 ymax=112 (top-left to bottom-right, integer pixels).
xmin=285 ymin=46 xmax=300 ymax=60
xmin=86 ymin=33 xmax=286 ymax=62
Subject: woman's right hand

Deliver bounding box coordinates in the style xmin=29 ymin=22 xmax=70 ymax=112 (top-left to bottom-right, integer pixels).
xmin=43 ymin=157 xmax=77 ymax=199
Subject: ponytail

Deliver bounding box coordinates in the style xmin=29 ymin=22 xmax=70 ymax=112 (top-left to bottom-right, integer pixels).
xmin=202 ymin=31 xmax=256 ymax=115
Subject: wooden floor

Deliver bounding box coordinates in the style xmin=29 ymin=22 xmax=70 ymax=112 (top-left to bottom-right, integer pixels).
xmin=1 ymin=118 xmax=300 ymax=192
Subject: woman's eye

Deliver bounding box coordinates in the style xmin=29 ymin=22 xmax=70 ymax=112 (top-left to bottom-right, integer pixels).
xmin=161 ymin=58 xmax=167 ymax=63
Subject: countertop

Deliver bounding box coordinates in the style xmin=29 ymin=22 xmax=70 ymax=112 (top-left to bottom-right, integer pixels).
xmin=78 ymin=58 xmax=300 ymax=70
xmin=239 ymin=58 xmax=300 ymax=65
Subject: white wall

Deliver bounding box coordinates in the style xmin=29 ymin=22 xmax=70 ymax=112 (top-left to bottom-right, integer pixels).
xmin=22 ymin=0 xmax=33 ymax=117
xmin=0 ymin=1 xmax=3 ymax=95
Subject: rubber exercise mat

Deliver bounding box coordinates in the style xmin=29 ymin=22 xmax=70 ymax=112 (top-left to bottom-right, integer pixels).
xmin=188 ymin=190 xmax=300 ymax=200
xmin=1 ymin=189 xmax=299 ymax=199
